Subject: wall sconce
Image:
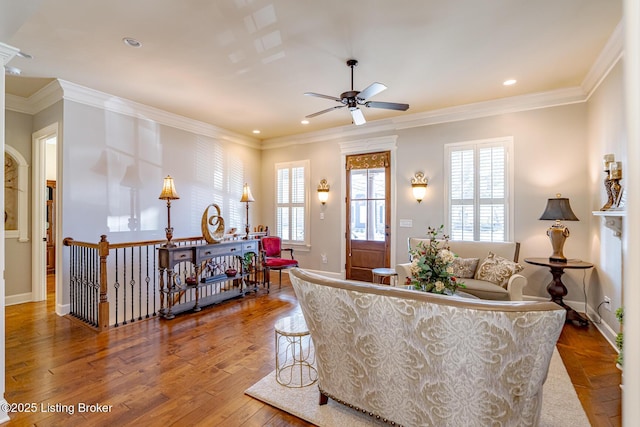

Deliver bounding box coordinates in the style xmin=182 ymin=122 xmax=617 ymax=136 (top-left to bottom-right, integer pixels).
xmin=240 ymin=183 xmax=255 ymax=239
xmin=411 ymin=172 xmax=428 ymax=203
xmin=158 ymin=175 xmax=180 ymax=247
xmin=317 ymin=179 xmax=330 ymax=205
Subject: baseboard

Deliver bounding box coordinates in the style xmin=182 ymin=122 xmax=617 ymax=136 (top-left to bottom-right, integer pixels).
xmin=586 ymin=306 xmax=618 ymax=351
xmin=56 ymin=303 xmax=70 ymax=316
xmin=0 ymin=398 xmax=10 ymax=423
xmin=524 ymin=295 xmax=618 ymax=352
xmin=5 ymin=292 xmax=34 ymax=306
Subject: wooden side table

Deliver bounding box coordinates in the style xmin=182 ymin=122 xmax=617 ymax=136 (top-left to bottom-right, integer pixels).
xmin=524 ymin=258 xmax=593 ymax=326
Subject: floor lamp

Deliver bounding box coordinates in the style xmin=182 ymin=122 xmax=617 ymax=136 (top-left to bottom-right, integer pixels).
xmin=240 ymin=183 xmax=255 ymax=239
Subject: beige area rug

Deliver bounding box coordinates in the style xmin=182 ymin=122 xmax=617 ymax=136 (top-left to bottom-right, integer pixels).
xmin=245 ymin=349 xmax=590 ymax=426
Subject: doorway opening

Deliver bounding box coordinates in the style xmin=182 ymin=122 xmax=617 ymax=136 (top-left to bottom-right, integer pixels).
xmin=32 ymin=123 xmax=58 ymax=306
xmin=345 ymin=151 xmax=391 ymax=282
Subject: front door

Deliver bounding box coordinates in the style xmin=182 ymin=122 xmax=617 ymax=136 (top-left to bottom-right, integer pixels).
xmin=345 ymin=151 xmax=391 ymax=282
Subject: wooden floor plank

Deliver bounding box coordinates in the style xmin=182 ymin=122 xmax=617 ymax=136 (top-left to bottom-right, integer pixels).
xmin=2 ymin=275 xmax=621 ymax=426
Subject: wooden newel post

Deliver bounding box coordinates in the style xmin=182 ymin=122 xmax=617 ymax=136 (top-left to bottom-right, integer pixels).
xmin=98 ymin=234 xmax=110 ymax=331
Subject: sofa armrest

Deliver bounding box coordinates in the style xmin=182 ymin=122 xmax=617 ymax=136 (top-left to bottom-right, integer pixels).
xmin=395 ymin=263 xmax=411 ymax=287
xmin=506 ymin=274 xmax=527 ymax=301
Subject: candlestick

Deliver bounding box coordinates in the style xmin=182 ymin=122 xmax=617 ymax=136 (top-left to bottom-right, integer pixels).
xmin=603 ymin=154 xmax=615 ymax=171
xmin=609 ymin=161 xmax=622 ymax=179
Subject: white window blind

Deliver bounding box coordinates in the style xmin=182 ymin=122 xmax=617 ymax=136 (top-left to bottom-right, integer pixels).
xmin=445 ymin=138 xmax=513 ymax=242
xmin=275 ymin=160 xmax=309 ymax=245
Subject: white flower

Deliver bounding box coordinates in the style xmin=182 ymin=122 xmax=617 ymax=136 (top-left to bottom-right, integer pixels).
xmin=410 ymin=258 xmax=421 ymax=276
xmin=446 ymin=266 xmax=454 ymax=275
xmin=438 ymin=249 xmax=455 ymax=264
xmin=435 ymin=281 xmax=445 ymax=292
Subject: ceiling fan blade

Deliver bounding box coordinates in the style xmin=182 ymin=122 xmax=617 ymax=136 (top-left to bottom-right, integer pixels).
xmin=306 ymin=105 xmax=346 ymax=118
xmin=304 ymin=92 xmax=343 ymax=102
xmin=356 ymin=82 xmax=387 ymax=101
xmin=365 ymin=101 xmax=410 ymax=111
xmin=350 ymin=108 xmax=366 ymax=125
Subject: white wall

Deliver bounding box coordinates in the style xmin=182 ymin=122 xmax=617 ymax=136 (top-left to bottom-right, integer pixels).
xmin=586 ymin=59 xmax=626 ymax=337
xmin=260 ymin=139 xmax=343 ymax=273
xmin=4 ymin=110 xmax=32 ymax=299
xmin=59 ymin=100 xmax=262 ymax=306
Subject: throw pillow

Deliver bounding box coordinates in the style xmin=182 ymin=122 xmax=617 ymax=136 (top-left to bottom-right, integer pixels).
xmin=451 ymin=257 xmax=479 ymax=279
xmin=475 ymin=252 xmax=524 ymax=288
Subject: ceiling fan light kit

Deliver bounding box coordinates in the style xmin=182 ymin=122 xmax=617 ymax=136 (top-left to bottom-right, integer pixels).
xmin=305 ymin=59 xmax=409 ymax=126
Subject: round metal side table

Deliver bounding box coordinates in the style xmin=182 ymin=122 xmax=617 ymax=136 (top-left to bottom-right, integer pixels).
xmin=274 ymin=315 xmax=317 ymax=387
xmin=372 ymin=267 xmax=398 ymax=286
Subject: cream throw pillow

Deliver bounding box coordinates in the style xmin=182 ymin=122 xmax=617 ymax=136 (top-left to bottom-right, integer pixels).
xmin=451 ymin=257 xmax=479 ymax=279
xmin=475 ymin=252 xmax=524 ymax=288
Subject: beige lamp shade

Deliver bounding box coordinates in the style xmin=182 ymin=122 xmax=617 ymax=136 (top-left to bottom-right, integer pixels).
xmin=159 ymin=175 xmax=180 ymax=200
xmin=240 ymin=183 xmax=255 ymax=203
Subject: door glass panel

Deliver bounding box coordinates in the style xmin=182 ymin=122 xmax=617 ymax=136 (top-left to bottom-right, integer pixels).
xmin=350 ymin=168 xmax=386 ymax=242
xmin=369 ymin=168 xmax=385 ymax=198
xmin=370 ymin=200 xmax=386 ymax=241
xmin=350 ymin=170 xmax=367 ymax=199
xmin=350 ymin=199 xmax=367 ymax=240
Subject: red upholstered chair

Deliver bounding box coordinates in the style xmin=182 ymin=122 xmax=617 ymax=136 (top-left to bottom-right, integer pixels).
xmin=261 ymin=236 xmax=298 ymax=289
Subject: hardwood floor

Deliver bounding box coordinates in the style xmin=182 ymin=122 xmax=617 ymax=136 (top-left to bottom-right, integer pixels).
xmin=4 ymin=275 xmax=621 ymax=426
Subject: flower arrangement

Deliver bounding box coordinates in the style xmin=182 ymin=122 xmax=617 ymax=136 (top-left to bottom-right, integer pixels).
xmin=407 ymin=226 xmax=465 ymax=295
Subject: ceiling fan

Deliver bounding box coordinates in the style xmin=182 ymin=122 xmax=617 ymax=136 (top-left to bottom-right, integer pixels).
xmin=304 ymin=59 xmax=409 ymax=125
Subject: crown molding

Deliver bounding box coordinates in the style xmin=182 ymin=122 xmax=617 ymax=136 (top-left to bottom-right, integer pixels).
xmin=6 ymin=78 xmax=260 ymax=149
xmin=5 ymin=93 xmax=31 ymax=114
xmin=582 ymin=21 xmax=624 ymax=99
xmin=262 ymin=118 xmax=398 ymax=149
xmin=261 ymin=86 xmax=587 ymax=149
xmin=56 ymin=80 xmax=261 ymax=148
xmin=392 ymin=87 xmax=586 ymax=130
xmin=0 ymin=42 xmax=19 ymax=65
xmin=5 ymin=79 xmax=64 ymax=114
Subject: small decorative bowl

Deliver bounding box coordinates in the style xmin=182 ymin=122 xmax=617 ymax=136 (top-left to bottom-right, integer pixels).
xmin=225 ymin=269 xmax=237 ymax=277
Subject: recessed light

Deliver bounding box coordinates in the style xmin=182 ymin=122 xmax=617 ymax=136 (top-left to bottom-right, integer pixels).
xmin=301 ymin=120 xmax=309 ymax=125
xmin=252 ymin=130 xmax=261 ymax=134
xmin=503 ymin=79 xmax=517 ymax=86
xmin=5 ymin=66 xmax=21 ymax=75
xmin=123 ymin=37 xmax=142 ymax=48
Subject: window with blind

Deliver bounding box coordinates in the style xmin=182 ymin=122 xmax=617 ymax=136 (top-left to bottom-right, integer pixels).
xmin=275 ymin=160 xmax=310 ymax=246
xmin=445 ymin=137 xmax=513 ymax=242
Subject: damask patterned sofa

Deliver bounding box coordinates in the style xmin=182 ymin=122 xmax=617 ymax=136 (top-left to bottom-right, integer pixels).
xmin=289 ymin=268 xmax=566 ymax=427
xmin=396 ymin=239 xmax=528 ymax=301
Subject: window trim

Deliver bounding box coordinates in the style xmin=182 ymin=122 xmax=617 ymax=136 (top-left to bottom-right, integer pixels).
xmin=274 ymin=159 xmax=310 ymax=248
xmin=5 ymin=145 xmax=29 ymax=242
xmin=444 ymin=136 xmax=514 ymax=242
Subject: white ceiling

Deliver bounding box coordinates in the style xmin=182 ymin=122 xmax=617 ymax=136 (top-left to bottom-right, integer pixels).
xmin=2 ymin=0 xmax=622 ymax=140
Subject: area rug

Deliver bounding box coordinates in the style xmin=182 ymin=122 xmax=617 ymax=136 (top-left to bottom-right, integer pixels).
xmin=245 ymin=349 xmax=590 ymax=426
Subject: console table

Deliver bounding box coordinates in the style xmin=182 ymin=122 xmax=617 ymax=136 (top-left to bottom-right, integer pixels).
xmin=158 ymin=240 xmax=259 ymax=319
xmin=524 ymin=258 xmax=593 ymax=326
